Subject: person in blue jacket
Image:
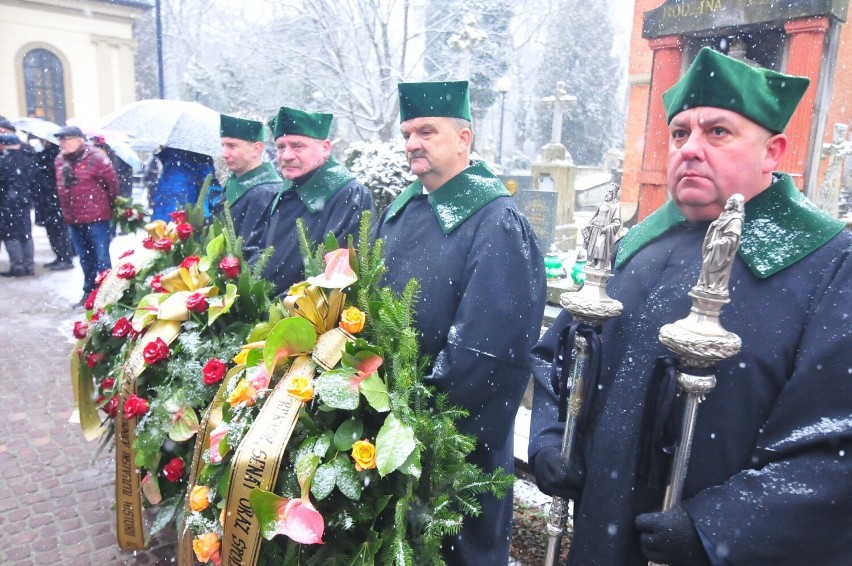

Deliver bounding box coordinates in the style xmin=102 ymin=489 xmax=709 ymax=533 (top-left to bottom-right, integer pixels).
xmin=374 ymin=80 xmax=547 ymax=565
xmin=251 ymin=106 xmax=373 ymax=295
xmin=150 ymin=146 xmax=219 ymax=221
xmin=530 ymin=47 xmax=851 ymax=565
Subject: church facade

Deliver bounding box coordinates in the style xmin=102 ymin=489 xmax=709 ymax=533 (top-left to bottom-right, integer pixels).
xmin=0 ymin=0 xmax=151 ymax=126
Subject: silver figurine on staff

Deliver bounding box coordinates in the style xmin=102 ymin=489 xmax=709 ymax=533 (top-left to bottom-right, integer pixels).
xmin=649 ymin=194 xmax=745 ymax=566
xmin=544 ymin=184 xmax=624 ymax=566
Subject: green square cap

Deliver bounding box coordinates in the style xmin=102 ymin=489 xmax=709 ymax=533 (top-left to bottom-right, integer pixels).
xmin=268 ymin=106 xmax=332 ymax=140
xmin=663 ymin=47 xmax=810 ymax=133
xmin=220 ymin=114 xmax=266 ymax=142
xmin=398 ymin=80 xmax=472 ymax=122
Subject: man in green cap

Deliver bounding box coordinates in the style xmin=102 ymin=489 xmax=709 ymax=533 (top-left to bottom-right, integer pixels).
xmin=214 ymin=114 xmax=282 ymax=254
xmin=374 ymin=81 xmax=547 ymax=564
xmin=530 ymin=47 xmax=851 ymax=565
xmin=253 ymin=106 xmax=373 ymax=294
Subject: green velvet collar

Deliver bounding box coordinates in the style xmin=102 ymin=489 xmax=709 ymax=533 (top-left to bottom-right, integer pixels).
xmin=614 ymin=174 xmax=845 ymax=278
xmin=224 ymin=162 xmax=282 ymax=204
xmin=384 ymin=161 xmax=509 ymax=234
xmin=270 ymin=157 xmax=355 ymax=214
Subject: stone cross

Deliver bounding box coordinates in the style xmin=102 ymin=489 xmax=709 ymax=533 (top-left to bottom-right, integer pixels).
xmin=542 ymin=81 xmax=577 ymax=145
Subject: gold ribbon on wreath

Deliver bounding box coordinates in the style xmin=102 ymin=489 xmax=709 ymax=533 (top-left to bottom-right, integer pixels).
xmin=219 ymin=355 xmax=315 ymax=566
xmin=178 ymin=281 xmax=353 ymax=565
xmin=178 ymin=364 xmax=245 ymax=566
xmin=114 ymin=319 xmax=183 ymax=550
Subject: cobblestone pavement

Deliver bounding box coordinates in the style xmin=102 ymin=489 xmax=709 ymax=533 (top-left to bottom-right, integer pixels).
xmin=0 ymin=226 xmax=176 ymax=565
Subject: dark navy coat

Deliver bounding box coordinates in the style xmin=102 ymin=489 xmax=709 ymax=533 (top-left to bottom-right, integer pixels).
xmin=530 ymin=177 xmax=852 ymax=565
xmin=375 ymin=163 xmax=547 ymax=565
xmin=252 ymin=160 xmax=373 ymax=295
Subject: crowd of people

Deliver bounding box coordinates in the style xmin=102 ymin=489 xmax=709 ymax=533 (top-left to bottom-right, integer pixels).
xmin=2 ymin=48 xmax=850 ymax=565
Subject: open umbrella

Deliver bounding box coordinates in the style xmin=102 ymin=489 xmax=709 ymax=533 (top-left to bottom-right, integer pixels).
xmin=85 ymin=129 xmax=144 ymax=173
xmin=99 ymin=99 xmax=221 ymax=158
xmin=13 ymin=117 xmax=61 ymax=144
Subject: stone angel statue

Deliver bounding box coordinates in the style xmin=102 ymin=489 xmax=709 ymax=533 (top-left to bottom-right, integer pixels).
xmin=695 ymin=194 xmax=745 ymax=296
xmin=581 ymin=183 xmax=621 ymax=271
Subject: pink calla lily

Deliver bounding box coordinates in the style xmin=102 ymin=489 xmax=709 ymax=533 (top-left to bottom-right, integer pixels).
xmin=306 ymin=248 xmax=357 ymax=289
xmin=275 ymin=497 xmax=325 ymax=545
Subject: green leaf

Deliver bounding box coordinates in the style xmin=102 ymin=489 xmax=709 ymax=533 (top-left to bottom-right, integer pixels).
xmin=218 ymin=467 xmax=231 ymax=497
xmin=324 ymin=231 xmax=339 ymax=252
xmin=207 ymin=283 xmax=239 ymax=325
xmin=247 ymin=322 xmax=272 ymax=343
xmin=166 ymin=405 xmax=199 ymax=442
xmin=263 ymin=317 xmax=316 ymax=374
xmin=206 ymin=233 xmax=225 ymax=259
xmin=311 ymin=460 xmax=337 ymax=500
xmin=399 ymin=445 xmax=422 ymax=479
xmin=249 ymin=488 xmax=285 ymax=540
xmin=333 ymin=456 xmax=362 ymax=500
xmin=375 ymin=413 xmax=415 ymax=477
xmin=359 ymin=373 xmax=390 ymax=413
xmin=313 ymin=431 xmax=333 ymax=458
xmin=316 ymin=369 xmax=359 ymax=410
xmin=295 ymin=452 xmax=320 ymax=489
xmin=148 ymin=495 xmax=181 ymax=539
xmin=333 ymin=418 xmax=364 ymax=451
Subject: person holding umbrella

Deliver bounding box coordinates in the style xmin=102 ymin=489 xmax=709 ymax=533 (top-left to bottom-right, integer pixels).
xmin=529 ymin=48 xmax=851 ymax=565
xmin=54 ymin=126 xmax=119 ymax=306
xmin=213 ymin=114 xmax=282 ymax=251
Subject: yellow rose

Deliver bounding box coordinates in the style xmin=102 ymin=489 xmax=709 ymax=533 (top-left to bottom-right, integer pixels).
xmin=227 ymin=379 xmax=258 ymax=407
xmin=189 ymin=485 xmax=210 ymax=512
xmin=233 ymin=340 xmax=264 ymax=365
xmin=285 ymin=374 xmax=314 ymax=403
xmin=192 ymin=532 xmax=220 ymax=563
xmin=351 ymin=439 xmax=377 ymax=471
xmin=339 ymin=306 xmax=366 ymax=334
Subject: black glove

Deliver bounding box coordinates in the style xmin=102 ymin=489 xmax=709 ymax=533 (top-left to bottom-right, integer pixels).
xmin=532 ymin=446 xmax=584 ymax=501
xmin=635 ymin=506 xmax=711 ymax=566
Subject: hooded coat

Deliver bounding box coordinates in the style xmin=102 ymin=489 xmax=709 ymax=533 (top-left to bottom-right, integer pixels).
xmin=54 ymin=145 xmax=118 ymax=225
xmin=375 ymin=161 xmax=547 ymax=565
xmin=530 ymin=175 xmax=852 ymax=565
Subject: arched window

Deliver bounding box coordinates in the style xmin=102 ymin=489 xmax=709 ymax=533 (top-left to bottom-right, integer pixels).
xmin=22 ymin=48 xmax=66 ymax=124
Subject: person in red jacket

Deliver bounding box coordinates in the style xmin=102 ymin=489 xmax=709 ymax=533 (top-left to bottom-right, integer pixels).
xmin=54 ymin=126 xmax=119 ymax=307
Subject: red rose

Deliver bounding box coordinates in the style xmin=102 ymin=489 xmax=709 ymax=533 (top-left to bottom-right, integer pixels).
xmin=84 ymin=289 xmax=98 ymax=311
xmin=107 ymin=396 xmax=119 ymax=417
xmin=86 ymin=353 xmax=104 ymax=368
xmin=101 ymin=377 xmax=115 ymax=390
xmin=153 ymin=238 xmax=173 ymax=252
xmin=180 ymin=256 xmax=200 ymax=269
xmin=119 ymin=249 xmax=135 ymax=259
xmin=219 ymin=256 xmax=240 ymax=279
xmin=90 ymin=308 xmax=104 ymax=322
xmin=142 ymin=237 xmax=155 ymax=249
xmin=73 ymin=321 xmax=89 ymax=339
xmin=112 ymin=317 xmax=132 ymax=338
xmin=95 ymin=269 xmax=111 ymax=286
xmin=123 ymin=393 xmax=150 ymax=419
xmin=142 ymin=337 xmax=170 ymax=365
xmin=124 ymin=208 xmax=136 ymax=218
xmin=162 ymin=457 xmax=185 ymax=482
xmin=176 ymin=223 xmax=193 ymax=240
xmin=150 ymin=274 xmax=166 ymax=292
xmin=186 ymin=292 xmax=208 ymax=313
xmin=202 ymin=358 xmax=226 ymax=385
xmin=169 ymin=211 xmax=187 ymax=224
xmin=117 ymin=263 xmax=136 ymax=279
